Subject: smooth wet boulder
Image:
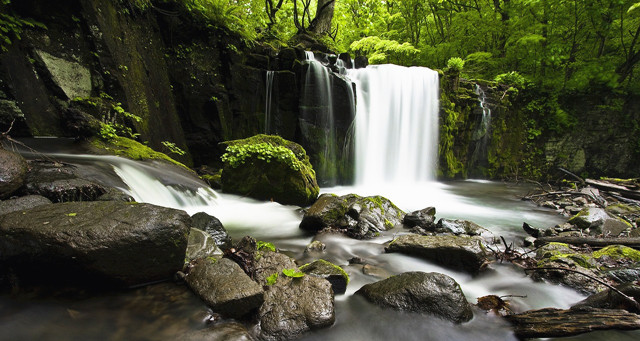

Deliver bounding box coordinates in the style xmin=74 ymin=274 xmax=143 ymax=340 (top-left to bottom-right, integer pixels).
xmin=191 ymin=212 xmax=232 ymax=250
xmin=253 ymin=250 xmax=298 ymax=286
xmin=385 ymin=234 xmax=490 ymax=274
xmin=182 ymin=322 xmax=254 ymax=341
xmin=20 ymin=160 xmax=106 ymax=202
xmin=435 ymin=218 xmax=484 ymax=236
xmin=186 ymin=228 xmax=223 ymax=262
xmin=185 ymin=257 xmax=264 ymax=318
xmin=300 ymin=259 xmax=349 ymax=295
xmin=258 ymin=274 xmax=335 ymax=340
xmin=0 ymin=195 xmax=51 ymax=215
xmin=299 ymin=193 xmax=405 ymax=239
xmin=0 ymin=149 xmax=28 ymax=199
xmin=221 ymin=135 xmax=319 ymax=206
xmin=569 ymin=207 xmax=630 ymax=236
xmin=0 ymin=201 xmax=190 ymax=287
xmin=355 ymin=271 xmax=473 ymax=323
xmin=403 ymin=207 xmax=436 ymax=229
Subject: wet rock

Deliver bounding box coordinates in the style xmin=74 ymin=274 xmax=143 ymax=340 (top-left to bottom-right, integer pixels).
xmin=304 ymin=240 xmax=326 ymax=254
xmin=34 ymin=50 xmax=92 ymax=100
xmin=182 ymin=322 xmax=254 ymax=341
xmin=20 ymin=160 xmax=106 ymax=202
xmin=186 ymin=228 xmax=223 ymax=262
xmin=300 ymin=259 xmax=349 ymax=295
xmin=258 ymin=275 xmax=335 ymax=340
xmin=61 ymin=107 xmax=101 ymax=138
xmin=568 ymin=207 xmax=630 ymax=236
xmin=603 ymin=268 xmax=640 ymax=284
xmin=362 ymin=264 xmax=391 ymax=279
xmin=185 ymin=258 xmax=264 ymax=318
xmin=355 ymin=271 xmax=473 ymax=323
xmin=221 ymin=135 xmax=319 ymax=206
xmin=96 ymin=188 xmax=134 ymax=202
xmin=253 ymin=250 xmax=297 ymax=286
xmin=0 ymin=195 xmax=51 ymax=215
xmin=403 ymin=207 xmax=436 ymax=229
xmin=385 ymin=234 xmax=490 ymax=274
xmin=299 ymin=193 xmax=405 ymax=239
xmin=572 ymin=283 xmax=640 ymax=313
xmin=0 ymin=149 xmax=28 ymax=199
xmin=523 ymin=222 xmax=541 ymax=237
xmin=435 ymin=218 xmax=484 ymax=236
xmin=354 ymin=55 xmax=369 ymax=69
xmin=338 ymin=53 xmax=353 ymax=69
xmin=0 ymin=201 xmax=190 ymax=287
xmin=531 ymin=243 xmax=605 ymax=294
xmin=191 ymin=212 xmax=232 ymax=250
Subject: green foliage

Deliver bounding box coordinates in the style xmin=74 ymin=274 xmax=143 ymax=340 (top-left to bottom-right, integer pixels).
xmin=221 ymin=142 xmax=303 ymax=171
xmin=257 ymin=240 xmax=276 ymax=252
xmin=0 ymin=0 xmax=47 ymax=52
xmin=91 ymin=136 xmax=189 ymax=169
xmin=266 ymin=272 xmax=278 ymax=285
xmin=350 ymin=36 xmax=420 ymax=66
xmin=73 ymin=94 xmax=142 ymax=141
xmin=161 ymin=141 xmax=186 ymax=156
xmin=282 ymin=268 xmax=305 ymax=278
xmin=495 ymin=72 xmax=527 ymax=89
xmin=446 ymin=57 xmax=464 ymax=73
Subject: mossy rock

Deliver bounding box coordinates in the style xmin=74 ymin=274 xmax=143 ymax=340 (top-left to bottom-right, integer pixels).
xmin=220 ymin=134 xmax=319 ymax=206
xmin=535 ymin=242 xmax=597 ymax=269
xmin=593 ymin=245 xmax=640 ymax=262
xmin=300 ymin=259 xmax=349 ymax=294
xmin=89 ymin=136 xmax=189 ymax=170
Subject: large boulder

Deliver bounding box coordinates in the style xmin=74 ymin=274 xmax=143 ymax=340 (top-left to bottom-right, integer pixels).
xmin=221 ymin=135 xmax=319 ymax=206
xmin=385 ymin=234 xmax=490 ymax=274
xmin=0 ymin=201 xmax=190 ymax=287
xmin=300 ymin=259 xmax=349 ymax=295
xmin=258 ymin=274 xmax=335 ymax=340
xmin=568 ymin=207 xmax=631 ymax=236
xmin=403 ymin=207 xmax=436 ymax=229
xmin=0 ymin=195 xmax=51 ymax=216
xmin=20 ymin=160 xmax=106 ymax=202
xmin=299 ymin=193 xmax=405 ymax=239
xmin=0 ymin=149 xmax=28 ymax=199
xmin=185 ymin=257 xmax=264 ymax=318
xmin=355 ymin=271 xmax=473 ymax=323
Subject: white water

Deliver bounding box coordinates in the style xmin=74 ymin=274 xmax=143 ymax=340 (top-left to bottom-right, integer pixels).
xmin=264 ymin=70 xmax=275 ymax=134
xmin=347 ymin=65 xmax=440 ymax=184
xmin=469 ymin=84 xmax=492 ymax=170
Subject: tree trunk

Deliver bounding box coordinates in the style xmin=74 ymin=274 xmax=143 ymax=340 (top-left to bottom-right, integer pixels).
xmin=310 ymin=0 xmax=335 ymax=35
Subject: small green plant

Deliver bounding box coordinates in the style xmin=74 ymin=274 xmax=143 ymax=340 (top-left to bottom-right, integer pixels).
xmin=0 ymin=0 xmax=47 ymax=52
xmin=282 ymin=268 xmax=304 ymax=278
xmin=446 ymin=57 xmax=465 ymax=73
xmin=266 ymin=273 xmax=278 ymax=286
xmin=221 ymin=143 xmax=302 ymax=171
xmin=161 ymin=141 xmax=186 ymax=156
xmin=257 ymin=240 xmax=276 ymax=252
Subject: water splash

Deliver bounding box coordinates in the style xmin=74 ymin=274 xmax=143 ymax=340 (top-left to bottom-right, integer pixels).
xmin=347 ymin=65 xmax=440 ymax=185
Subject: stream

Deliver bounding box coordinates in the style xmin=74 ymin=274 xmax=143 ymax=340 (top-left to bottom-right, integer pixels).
xmin=2 ymin=149 xmax=638 ymax=340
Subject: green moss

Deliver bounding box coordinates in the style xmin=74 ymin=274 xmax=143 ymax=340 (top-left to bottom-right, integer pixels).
xmin=593 ymin=245 xmax=640 ymax=262
xmin=90 ymin=136 xmax=189 ymax=170
xmin=536 ymin=242 xmax=596 ymax=268
xmin=266 ymin=272 xmax=278 ymax=286
xmin=299 ymin=259 xmax=350 ymax=284
xmin=257 ymin=240 xmax=276 ymax=252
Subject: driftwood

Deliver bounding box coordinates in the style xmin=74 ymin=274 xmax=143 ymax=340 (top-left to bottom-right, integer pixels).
xmin=534 ymin=236 xmax=640 ymax=249
xmin=586 ymin=179 xmax=640 ymax=201
xmin=504 ymin=307 xmax=640 ymax=338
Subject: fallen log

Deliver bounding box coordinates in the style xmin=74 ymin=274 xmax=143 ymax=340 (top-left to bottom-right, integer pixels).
xmin=586 ymin=179 xmax=640 ymax=201
xmin=504 ymin=307 xmax=640 ymax=338
xmin=534 ymin=236 xmax=640 ymax=250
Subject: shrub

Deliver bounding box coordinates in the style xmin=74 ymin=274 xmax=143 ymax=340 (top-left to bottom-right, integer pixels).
xmin=446 ymin=57 xmax=465 ymax=73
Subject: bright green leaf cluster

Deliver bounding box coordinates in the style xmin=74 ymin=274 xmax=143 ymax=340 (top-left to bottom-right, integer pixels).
xmin=257 ymin=240 xmax=276 ymax=252
xmin=282 ymin=268 xmax=304 ymax=278
xmin=221 ymin=142 xmax=302 ymax=171
xmin=266 ymin=272 xmax=278 ymax=286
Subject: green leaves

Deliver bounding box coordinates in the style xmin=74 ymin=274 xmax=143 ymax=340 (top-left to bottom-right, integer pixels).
xmin=257 ymin=240 xmax=276 ymax=252
xmin=221 ymin=142 xmax=302 ymax=171
xmin=266 ymin=273 xmax=278 ymax=285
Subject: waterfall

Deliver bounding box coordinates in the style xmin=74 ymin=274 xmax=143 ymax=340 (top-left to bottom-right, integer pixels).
xmin=469 ymin=84 xmax=492 ymax=173
xmin=347 ymin=65 xmax=440 ymax=185
xmin=264 ymin=70 xmax=275 ymax=134
xmin=301 ymin=52 xmax=338 ymax=185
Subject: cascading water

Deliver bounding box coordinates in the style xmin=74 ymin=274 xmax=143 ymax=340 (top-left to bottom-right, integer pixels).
xmin=347 ymin=65 xmax=440 ymax=185
xmin=264 ymin=70 xmax=275 ymax=134
xmin=468 ymin=84 xmax=492 ymax=174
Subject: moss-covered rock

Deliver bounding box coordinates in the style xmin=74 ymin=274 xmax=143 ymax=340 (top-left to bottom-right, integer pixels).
xmin=88 ymin=136 xmax=189 ymax=170
xmin=299 ymin=193 xmax=405 ymax=239
xmin=300 ymin=259 xmax=349 ymax=294
xmin=220 ymin=134 xmax=319 ymax=206
xmin=593 ymin=245 xmax=640 ymax=262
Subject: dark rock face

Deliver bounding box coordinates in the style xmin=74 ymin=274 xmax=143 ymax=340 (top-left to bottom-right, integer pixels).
xmin=253 ymin=250 xmax=297 ymax=286
xmin=0 ymin=195 xmax=51 ymax=216
xmin=20 ymin=160 xmax=106 ymax=202
xmin=354 ymin=56 xmax=369 ymax=69
xmin=300 ymin=259 xmax=349 ymax=295
xmin=185 ymin=258 xmax=264 ymax=319
xmin=191 ymin=212 xmax=232 ymax=250
xmin=258 ymin=275 xmax=335 ymax=340
xmin=221 ymin=135 xmax=319 ymax=206
xmin=0 ymin=149 xmax=28 ymax=199
xmin=355 ymin=271 xmax=473 ymax=323
xmin=299 ymin=193 xmax=405 ymax=239
xmin=0 ymin=201 xmax=190 ymax=287
xmin=572 ymin=283 xmax=640 ymax=313
xmin=385 ymin=234 xmax=490 ymax=274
